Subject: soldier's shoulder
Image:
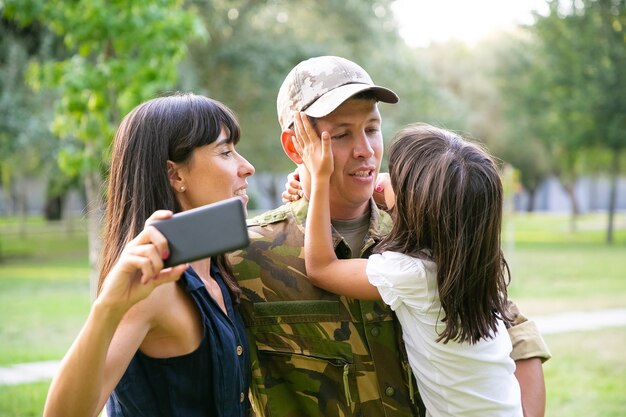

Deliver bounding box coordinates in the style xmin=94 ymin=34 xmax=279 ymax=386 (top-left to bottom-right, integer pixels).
xmin=247 ymin=205 xmax=291 ymax=227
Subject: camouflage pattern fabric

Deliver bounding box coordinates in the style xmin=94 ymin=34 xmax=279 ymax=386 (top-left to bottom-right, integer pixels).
xmin=230 ymin=198 xmax=551 ymax=417
xmin=276 ymin=56 xmax=398 ymax=131
xmin=230 ymin=198 xmax=423 ymax=417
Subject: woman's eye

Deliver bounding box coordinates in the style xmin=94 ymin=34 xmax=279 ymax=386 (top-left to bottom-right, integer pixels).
xmin=332 ymin=133 xmax=348 ymax=140
xmin=221 ymin=151 xmax=232 ymax=157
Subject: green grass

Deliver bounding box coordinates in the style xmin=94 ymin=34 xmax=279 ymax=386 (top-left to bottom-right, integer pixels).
xmin=0 ymin=382 xmax=49 ymax=417
xmin=0 ymin=261 xmax=90 ymax=364
xmin=0 ymin=212 xmax=625 ymax=417
xmin=503 ymin=212 xmax=626 ymax=316
xmin=504 ymin=211 xmax=626 ymax=244
xmin=0 ymin=217 xmax=91 ymax=365
xmin=543 ymin=327 xmax=626 ymax=417
xmin=507 ymin=245 xmax=626 ymax=315
xmin=0 ymin=217 xmax=88 ymax=261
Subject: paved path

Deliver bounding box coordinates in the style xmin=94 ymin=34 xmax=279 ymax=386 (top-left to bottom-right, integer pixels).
xmin=0 ymin=360 xmax=61 ymax=386
xmin=2 ymin=307 xmax=626 ymax=386
xmin=532 ymin=307 xmax=626 ymax=335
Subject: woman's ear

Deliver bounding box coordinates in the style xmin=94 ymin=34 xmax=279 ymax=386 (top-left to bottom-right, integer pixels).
xmin=166 ymin=160 xmax=185 ymax=192
xmin=281 ymin=129 xmax=303 ymax=164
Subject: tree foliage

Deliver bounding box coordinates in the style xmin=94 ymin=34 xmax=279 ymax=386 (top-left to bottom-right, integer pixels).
xmin=183 ymin=0 xmax=444 ymax=171
xmin=2 ymin=0 xmax=204 ymax=290
xmin=4 ymin=0 xmax=203 ymax=177
xmin=497 ymin=0 xmax=626 ymax=241
xmin=3 ymin=0 xmax=623 ymax=250
xmin=0 ymin=15 xmax=65 ymax=216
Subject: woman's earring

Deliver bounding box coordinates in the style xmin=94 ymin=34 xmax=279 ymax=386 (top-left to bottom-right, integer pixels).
xmin=179 ymin=186 xmax=185 ymax=192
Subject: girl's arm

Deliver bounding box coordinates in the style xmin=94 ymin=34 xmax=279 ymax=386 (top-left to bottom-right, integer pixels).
xmin=292 ymin=112 xmax=380 ymax=300
xmin=43 ymin=211 xmax=188 ymax=417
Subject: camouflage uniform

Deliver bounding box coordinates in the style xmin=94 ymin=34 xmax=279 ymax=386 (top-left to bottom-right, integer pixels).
xmin=229 ymin=198 xmax=550 ymax=417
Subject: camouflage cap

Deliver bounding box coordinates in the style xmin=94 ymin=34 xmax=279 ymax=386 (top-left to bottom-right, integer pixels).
xmin=276 ymin=56 xmax=399 ymax=131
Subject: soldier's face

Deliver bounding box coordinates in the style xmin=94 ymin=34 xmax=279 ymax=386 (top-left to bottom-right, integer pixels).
xmin=313 ymin=98 xmax=383 ymax=219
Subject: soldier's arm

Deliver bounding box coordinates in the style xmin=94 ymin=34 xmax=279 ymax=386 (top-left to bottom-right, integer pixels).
xmin=506 ymin=300 xmax=551 ymax=417
xmin=515 ymin=358 xmax=546 ymax=417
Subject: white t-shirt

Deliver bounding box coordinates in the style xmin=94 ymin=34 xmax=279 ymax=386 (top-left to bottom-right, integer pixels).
xmin=367 ymin=251 xmax=523 ymax=417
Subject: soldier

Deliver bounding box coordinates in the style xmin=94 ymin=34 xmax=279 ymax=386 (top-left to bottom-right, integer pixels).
xmin=229 ymin=56 xmax=551 ymax=417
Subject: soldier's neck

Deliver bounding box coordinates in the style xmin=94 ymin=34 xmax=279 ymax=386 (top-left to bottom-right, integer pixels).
xmin=331 ymin=211 xmax=370 ymax=258
xmin=329 ymin=201 xmax=370 ymax=222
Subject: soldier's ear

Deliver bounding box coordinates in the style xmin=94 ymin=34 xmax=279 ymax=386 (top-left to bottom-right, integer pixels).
xmin=281 ymin=129 xmax=303 ymax=164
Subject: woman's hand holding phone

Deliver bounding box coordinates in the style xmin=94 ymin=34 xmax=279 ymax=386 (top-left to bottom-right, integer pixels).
xmin=98 ymin=210 xmax=188 ymax=315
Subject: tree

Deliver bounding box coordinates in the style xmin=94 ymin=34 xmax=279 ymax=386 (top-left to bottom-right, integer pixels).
xmin=179 ymin=0 xmax=446 ymax=205
xmin=0 ymin=15 xmax=66 ymax=224
xmin=491 ymin=31 xmax=558 ymax=212
xmin=185 ymin=0 xmax=404 ymax=171
xmin=530 ymin=0 xmax=626 ymax=242
xmin=3 ymin=0 xmax=204 ymax=292
xmin=496 ymin=6 xmax=598 ymax=228
xmin=584 ymin=0 xmax=626 ymax=243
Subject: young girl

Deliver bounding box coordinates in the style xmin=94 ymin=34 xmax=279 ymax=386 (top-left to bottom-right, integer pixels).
xmin=293 ymin=113 xmax=523 ymax=417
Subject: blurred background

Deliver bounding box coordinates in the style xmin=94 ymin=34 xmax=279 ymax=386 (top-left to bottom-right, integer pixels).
xmin=0 ymin=0 xmax=624 ymax=416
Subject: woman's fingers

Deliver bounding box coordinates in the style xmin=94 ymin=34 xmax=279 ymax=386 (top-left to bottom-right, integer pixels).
xmin=285 ymin=168 xmax=303 ymax=202
xmin=281 ymin=190 xmax=291 ymax=204
xmin=117 ymin=253 xmax=156 ymax=285
xmin=282 ymin=188 xmax=301 ymax=203
xmin=372 ymin=173 xmax=395 ymax=210
xmin=290 ymin=168 xmax=300 ymax=183
xmin=125 ymin=244 xmax=164 ymax=284
xmin=120 ymin=245 xmax=187 ymax=287
xmin=146 ymin=227 xmax=170 ymax=261
xmin=145 ymin=209 xmax=174 ymax=224
xmin=287 ymin=168 xmax=301 ymax=191
xmin=131 ymin=212 xmax=173 ymax=261
xmin=154 ymin=264 xmax=189 ymax=285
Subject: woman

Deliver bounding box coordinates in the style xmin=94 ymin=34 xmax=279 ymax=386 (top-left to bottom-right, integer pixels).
xmin=43 ymin=93 xmax=255 ymax=417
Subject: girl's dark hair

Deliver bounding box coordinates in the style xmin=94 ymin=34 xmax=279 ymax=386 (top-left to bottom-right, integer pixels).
xmin=99 ymin=93 xmax=242 ymax=304
xmin=377 ymin=123 xmax=511 ymax=344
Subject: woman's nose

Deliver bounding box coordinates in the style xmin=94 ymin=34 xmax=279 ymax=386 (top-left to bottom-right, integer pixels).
xmin=239 ymin=155 xmax=255 ymax=177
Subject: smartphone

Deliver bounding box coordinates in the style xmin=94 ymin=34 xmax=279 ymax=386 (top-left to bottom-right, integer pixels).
xmin=151 ymin=197 xmax=250 ymax=267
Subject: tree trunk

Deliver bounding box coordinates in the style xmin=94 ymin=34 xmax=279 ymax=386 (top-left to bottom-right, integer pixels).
xmin=44 ymin=195 xmax=64 ymax=221
xmin=525 ymin=187 xmax=537 ymax=212
xmin=16 ymin=178 xmax=28 ymax=238
xmin=606 ymin=148 xmax=621 ymax=244
xmin=84 ymin=170 xmax=104 ymax=300
xmin=562 ymin=181 xmax=579 ymax=233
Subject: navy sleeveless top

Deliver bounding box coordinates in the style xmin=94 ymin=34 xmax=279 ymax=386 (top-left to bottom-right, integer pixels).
xmin=106 ymin=261 xmax=250 ymax=417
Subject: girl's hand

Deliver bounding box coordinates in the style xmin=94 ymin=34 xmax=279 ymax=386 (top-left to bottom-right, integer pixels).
xmin=281 ymin=168 xmax=303 ymax=203
xmin=373 ymin=173 xmax=396 ymax=211
xmin=98 ymin=210 xmax=188 ymax=314
xmin=292 ymin=112 xmax=333 ymax=179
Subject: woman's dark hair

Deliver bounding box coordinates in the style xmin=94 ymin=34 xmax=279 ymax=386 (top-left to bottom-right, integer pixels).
xmin=99 ymin=93 xmax=242 ymax=303
xmin=377 ymin=123 xmax=511 ymax=344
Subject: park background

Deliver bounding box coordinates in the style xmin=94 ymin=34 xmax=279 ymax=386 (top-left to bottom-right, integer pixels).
xmin=0 ymin=0 xmax=625 ymax=416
